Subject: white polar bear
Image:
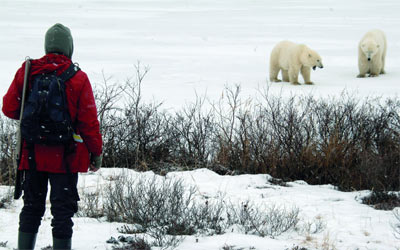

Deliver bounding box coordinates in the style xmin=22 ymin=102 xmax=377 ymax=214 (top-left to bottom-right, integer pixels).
xmin=269 ymin=41 xmax=323 ymax=85
xmin=357 ymin=29 xmax=387 ymax=78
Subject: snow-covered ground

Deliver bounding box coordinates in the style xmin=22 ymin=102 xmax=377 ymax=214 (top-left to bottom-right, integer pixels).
xmin=1 ymin=0 xmax=400 ymax=109
xmin=0 ymin=168 xmax=399 ymax=249
xmin=1 ymin=0 xmax=400 ymax=249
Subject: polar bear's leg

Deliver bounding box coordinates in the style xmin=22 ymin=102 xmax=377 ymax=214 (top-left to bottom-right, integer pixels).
xmin=369 ymin=59 xmax=382 ymax=77
xmin=301 ymin=66 xmax=313 ymax=85
xmin=269 ymin=64 xmax=282 ymax=82
xmin=357 ymin=55 xmax=369 ymax=78
xmin=289 ymin=66 xmax=300 ymax=85
xmin=281 ymin=70 xmax=289 ymax=82
xmin=380 ymin=53 xmax=386 ymax=74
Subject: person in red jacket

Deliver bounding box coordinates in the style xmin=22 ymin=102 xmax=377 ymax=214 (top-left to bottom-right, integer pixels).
xmin=2 ymin=23 xmax=102 ymax=250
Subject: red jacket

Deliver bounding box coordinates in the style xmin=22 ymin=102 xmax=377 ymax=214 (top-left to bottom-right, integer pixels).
xmin=2 ymin=54 xmax=102 ymax=173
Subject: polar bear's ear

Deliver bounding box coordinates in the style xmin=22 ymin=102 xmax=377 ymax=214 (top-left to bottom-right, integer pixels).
xmin=377 ymin=44 xmax=380 ymax=48
xmin=308 ymin=54 xmax=312 ymax=58
xmin=361 ymin=44 xmax=366 ymax=48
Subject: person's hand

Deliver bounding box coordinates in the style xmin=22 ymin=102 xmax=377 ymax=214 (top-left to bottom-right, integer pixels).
xmin=90 ymin=154 xmax=102 ymax=172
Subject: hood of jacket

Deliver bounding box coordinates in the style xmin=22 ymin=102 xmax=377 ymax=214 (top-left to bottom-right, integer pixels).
xmin=29 ymin=53 xmax=72 ymax=77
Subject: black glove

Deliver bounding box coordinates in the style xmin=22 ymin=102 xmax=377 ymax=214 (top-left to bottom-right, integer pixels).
xmin=90 ymin=154 xmax=102 ymax=172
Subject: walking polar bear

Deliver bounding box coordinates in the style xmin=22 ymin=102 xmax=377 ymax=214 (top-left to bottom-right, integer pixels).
xmin=269 ymin=41 xmax=323 ymax=85
xmin=357 ymin=29 xmax=387 ymax=78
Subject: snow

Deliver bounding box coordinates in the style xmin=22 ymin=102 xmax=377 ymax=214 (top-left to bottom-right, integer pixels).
xmin=1 ymin=0 xmax=400 ymax=249
xmin=1 ymin=168 xmax=398 ymax=249
xmin=1 ymin=0 xmax=400 ymax=110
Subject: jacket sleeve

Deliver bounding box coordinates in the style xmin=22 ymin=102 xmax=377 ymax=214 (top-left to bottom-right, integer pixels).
xmin=2 ymin=65 xmax=25 ymax=119
xmin=76 ymin=73 xmax=103 ymax=156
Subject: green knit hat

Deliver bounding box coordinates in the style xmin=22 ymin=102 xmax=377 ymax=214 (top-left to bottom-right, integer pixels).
xmin=44 ymin=23 xmax=74 ymax=58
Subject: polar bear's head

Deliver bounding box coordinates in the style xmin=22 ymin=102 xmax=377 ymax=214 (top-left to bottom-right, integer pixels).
xmin=300 ymin=48 xmax=323 ymax=70
xmin=361 ymin=39 xmax=380 ymax=61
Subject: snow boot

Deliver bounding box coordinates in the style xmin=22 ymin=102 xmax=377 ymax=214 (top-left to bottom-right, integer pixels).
xmin=18 ymin=231 xmax=37 ymax=250
xmin=53 ymin=237 xmax=71 ymax=250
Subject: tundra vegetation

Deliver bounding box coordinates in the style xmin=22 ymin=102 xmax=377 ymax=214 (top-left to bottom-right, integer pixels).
xmin=1 ymin=65 xmax=399 ymax=248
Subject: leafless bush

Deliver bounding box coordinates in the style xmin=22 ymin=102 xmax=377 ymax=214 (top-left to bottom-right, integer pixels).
xmin=1 ymin=63 xmax=398 ymax=192
xmin=227 ymin=200 xmax=299 ymax=237
xmin=92 ymin=64 xmax=166 ymax=171
xmin=0 ymin=114 xmax=16 ymax=185
xmin=361 ymin=191 xmax=400 ymax=210
xmin=297 ymin=216 xmax=326 ymax=236
xmin=77 ymin=190 xmax=104 ymax=218
xmin=247 ymin=90 xmax=400 ymax=191
xmin=103 ymin=174 xmax=197 ymax=233
xmin=111 ymin=236 xmax=151 ymax=250
xmin=209 ymin=86 xmax=399 ymax=191
xmin=212 ymin=85 xmax=256 ymax=174
xmin=102 ymin=174 xmax=223 ymax=248
xmin=93 ymin=72 xmax=126 ymax=169
xmin=0 ymin=187 xmax=13 ymax=209
xmin=103 ymin=173 xmax=227 ymax=236
xmin=169 ymin=94 xmax=216 ymax=168
xmin=188 ymin=198 xmax=227 ymax=235
xmin=95 ymin=172 xmax=302 ymax=248
xmin=121 ymin=66 xmax=169 ymax=167
xmin=117 ymin=224 xmax=146 ymax=234
xmin=146 ymin=227 xmax=183 ymax=249
xmin=89 ymin=65 xmax=400 ymax=191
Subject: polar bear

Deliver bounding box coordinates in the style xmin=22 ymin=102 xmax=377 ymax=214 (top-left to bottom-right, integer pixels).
xmin=357 ymin=29 xmax=387 ymax=78
xmin=269 ymin=41 xmax=323 ymax=85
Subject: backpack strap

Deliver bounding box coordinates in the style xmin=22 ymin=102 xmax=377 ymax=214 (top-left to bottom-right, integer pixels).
xmin=59 ymin=63 xmax=80 ymax=82
xmin=58 ymin=63 xmax=80 ymax=175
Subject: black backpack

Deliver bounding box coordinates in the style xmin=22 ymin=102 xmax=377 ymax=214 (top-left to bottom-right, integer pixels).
xmin=21 ymin=63 xmax=80 ymax=145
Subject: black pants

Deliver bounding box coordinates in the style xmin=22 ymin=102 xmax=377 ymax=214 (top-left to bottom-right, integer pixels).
xmin=19 ymin=171 xmax=80 ymax=239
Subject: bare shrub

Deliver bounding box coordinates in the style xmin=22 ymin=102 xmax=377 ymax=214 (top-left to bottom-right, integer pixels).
xmin=93 ymin=72 xmax=126 ymax=169
xmin=102 ymin=174 xmax=199 ymax=248
xmin=268 ymin=177 xmax=289 ymax=187
xmin=111 ymin=236 xmax=151 ymax=250
xmin=0 ymin=62 xmax=399 ymax=191
xmin=0 ymin=187 xmax=13 ymax=209
xmin=361 ymin=191 xmax=400 ymax=210
xmin=103 ymin=173 xmax=227 ymax=237
xmin=92 ymin=64 xmax=174 ymax=172
xmin=227 ymin=200 xmax=299 ymax=237
xmin=97 ymin=172 xmax=302 ymax=248
xmin=117 ymin=224 xmax=145 ymax=234
xmin=298 ymin=216 xmax=326 ymax=236
xmin=212 ymin=85 xmax=255 ymax=174
xmin=188 ymin=198 xmax=227 ymax=235
xmin=103 ymin=174 xmax=197 ymax=233
xmin=146 ymin=227 xmax=183 ymax=249
xmin=0 ymin=114 xmax=16 ymax=185
xmin=253 ymin=90 xmax=400 ymax=191
xmin=90 ymin=66 xmax=400 ymax=191
xmin=169 ymin=94 xmax=216 ymax=168
xmin=77 ymin=190 xmax=104 ymax=218
xmin=119 ymin=64 xmax=174 ymax=171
